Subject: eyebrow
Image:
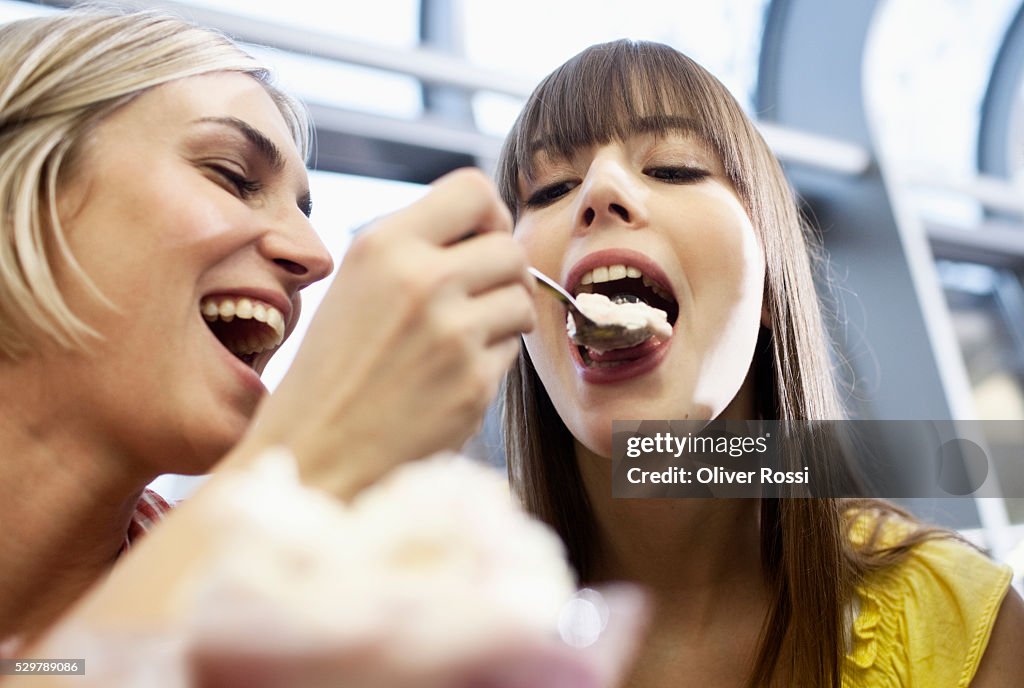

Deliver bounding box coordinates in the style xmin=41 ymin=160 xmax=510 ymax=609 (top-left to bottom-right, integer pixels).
xmin=194 ymin=116 xmax=285 ymax=172
xmin=193 ymin=116 xmax=313 ymax=217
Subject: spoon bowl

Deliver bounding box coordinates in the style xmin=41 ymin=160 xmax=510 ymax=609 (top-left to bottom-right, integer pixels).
xmin=528 ymin=267 xmax=658 ymax=352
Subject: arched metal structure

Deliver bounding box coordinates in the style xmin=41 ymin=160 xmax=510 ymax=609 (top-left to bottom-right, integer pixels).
xmin=757 ymin=0 xmax=982 ymax=528
xmin=980 ymin=2 xmax=1024 ymax=178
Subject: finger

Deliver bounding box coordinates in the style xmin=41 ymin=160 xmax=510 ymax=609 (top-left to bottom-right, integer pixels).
xmin=382 ymin=168 xmax=512 ymax=245
xmin=445 ymin=231 xmax=531 ymax=295
xmin=459 ymin=283 xmax=536 ymax=345
xmin=486 ymin=335 xmax=523 ymax=378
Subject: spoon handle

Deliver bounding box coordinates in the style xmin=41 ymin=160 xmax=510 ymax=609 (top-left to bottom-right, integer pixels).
xmin=528 ymin=267 xmax=574 ymax=306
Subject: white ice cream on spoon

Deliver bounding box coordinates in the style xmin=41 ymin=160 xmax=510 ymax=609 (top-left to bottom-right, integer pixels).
xmin=568 ymin=293 xmax=672 ymax=353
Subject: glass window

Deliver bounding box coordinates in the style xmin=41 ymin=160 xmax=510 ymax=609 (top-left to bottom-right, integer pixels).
xmin=938 ymin=260 xmax=1024 ymax=532
xmin=184 ymin=0 xmax=420 ymax=48
xmin=192 ymin=1 xmax=425 ymax=119
xmin=865 ymin=0 xmax=1020 ymax=219
xmin=464 ymin=0 xmax=770 ymax=135
xmin=0 ymin=0 xmax=56 ymax=21
xmin=866 ymin=2 xmax=1024 ymax=564
xmin=247 ymin=44 xmax=423 ymax=119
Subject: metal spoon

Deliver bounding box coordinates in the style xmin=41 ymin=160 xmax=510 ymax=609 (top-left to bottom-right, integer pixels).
xmin=528 ymin=267 xmax=655 ymax=351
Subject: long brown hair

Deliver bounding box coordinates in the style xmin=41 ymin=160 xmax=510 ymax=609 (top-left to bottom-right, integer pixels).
xmin=496 ymin=40 xmax=926 ymax=687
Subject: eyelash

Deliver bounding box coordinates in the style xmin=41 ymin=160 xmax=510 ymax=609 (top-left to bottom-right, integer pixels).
xmin=523 ymin=165 xmax=710 ymax=209
xmin=525 ymin=181 xmax=577 ymax=208
xmin=211 ymin=165 xmax=262 ymax=199
xmin=644 ymin=165 xmax=710 ymax=183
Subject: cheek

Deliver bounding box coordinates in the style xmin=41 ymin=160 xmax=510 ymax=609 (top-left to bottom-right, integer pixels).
xmin=716 ymin=236 xmax=764 ymax=313
xmin=513 ymin=216 xmax=560 ymax=272
xmin=521 ymin=297 xmax=568 ymax=385
xmin=515 ymin=217 xmax=571 ymax=364
xmin=685 ymin=198 xmax=764 ymax=306
xmin=517 ymin=223 xmax=568 ymax=352
xmin=702 ymin=260 xmax=764 ymax=366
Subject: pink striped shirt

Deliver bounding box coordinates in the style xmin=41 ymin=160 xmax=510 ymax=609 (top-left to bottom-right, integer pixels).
xmin=120 ymin=488 xmax=174 ymax=554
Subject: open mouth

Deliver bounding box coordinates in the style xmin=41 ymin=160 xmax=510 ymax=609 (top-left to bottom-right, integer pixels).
xmin=572 ymin=263 xmax=679 ymax=367
xmin=200 ymin=296 xmax=286 ymax=369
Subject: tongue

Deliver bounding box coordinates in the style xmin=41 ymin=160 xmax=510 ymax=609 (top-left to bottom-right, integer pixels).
xmin=585 ymin=337 xmax=661 ymax=362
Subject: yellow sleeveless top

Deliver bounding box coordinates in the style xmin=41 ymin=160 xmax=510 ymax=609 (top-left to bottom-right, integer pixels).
xmin=842 ymin=511 xmax=1013 ymax=687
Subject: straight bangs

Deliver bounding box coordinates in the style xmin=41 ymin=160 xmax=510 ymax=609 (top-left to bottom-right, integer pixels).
xmin=497 ymin=40 xmax=758 ymax=220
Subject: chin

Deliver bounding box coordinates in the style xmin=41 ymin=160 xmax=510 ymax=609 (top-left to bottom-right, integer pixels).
xmin=569 ymin=414 xmax=622 ymax=459
xmin=581 ymin=435 xmax=614 ymax=459
xmin=568 ymin=396 xmax=723 ymax=460
xmin=176 ymin=417 xmax=252 ymax=475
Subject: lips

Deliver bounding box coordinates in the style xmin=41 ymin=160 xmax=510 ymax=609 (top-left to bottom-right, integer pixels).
xmin=562 ymin=248 xmax=678 ymax=383
xmin=585 ymin=338 xmax=663 ymax=364
xmin=569 ymin=333 xmax=671 ymax=384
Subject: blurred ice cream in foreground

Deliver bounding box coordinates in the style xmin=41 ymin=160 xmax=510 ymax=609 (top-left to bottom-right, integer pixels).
xmin=192 ymin=450 xmax=578 ymax=655
xmin=23 ymin=451 xmax=647 ymax=688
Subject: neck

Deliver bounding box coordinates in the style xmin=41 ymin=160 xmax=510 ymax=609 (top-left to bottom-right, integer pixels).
xmin=578 ymin=440 xmax=763 ymax=583
xmin=0 ymin=357 xmax=153 ymax=640
xmin=575 ymin=439 xmax=769 ymax=627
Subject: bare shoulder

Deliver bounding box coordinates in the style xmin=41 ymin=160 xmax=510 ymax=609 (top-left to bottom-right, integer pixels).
xmin=970 ymin=585 xmax=1024 ymax=687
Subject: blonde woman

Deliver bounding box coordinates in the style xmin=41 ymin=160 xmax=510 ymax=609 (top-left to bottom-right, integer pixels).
xmin=0 ymin=6 xmax=534 ymax=653
xmin=497 ymin=40 xmax=1023 ymax=687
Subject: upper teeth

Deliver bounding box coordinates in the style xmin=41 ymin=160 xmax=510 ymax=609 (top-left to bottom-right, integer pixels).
xmin=200 ymin=296 xmax=286 ymax=356
xmin=577 ymin=264 xmax=672 ymax=301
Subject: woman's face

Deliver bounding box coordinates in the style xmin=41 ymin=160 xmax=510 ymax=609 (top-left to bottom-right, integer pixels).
xmin=514 ymin=129 xmax=765 ymax=457
xmin=53 ymin=72 xmax=333 ymax=474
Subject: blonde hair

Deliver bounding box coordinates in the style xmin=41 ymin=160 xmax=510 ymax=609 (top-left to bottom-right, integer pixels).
xmin=0 ymin=7 xmax=309 ymax=357
xmin=496 ymin=40 xmax=923 ymax=687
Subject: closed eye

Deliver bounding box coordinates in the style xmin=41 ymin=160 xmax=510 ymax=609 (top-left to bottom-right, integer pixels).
xmin=209 ymin=164 xmax=262 ymax=199
xmin=524 ymin=180 xmax=578 ymax=208
xmin=644 ymin=166 xmax=710 ymax=183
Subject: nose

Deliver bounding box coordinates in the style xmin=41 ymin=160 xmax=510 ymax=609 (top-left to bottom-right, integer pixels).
xmin=575 ymin=154 xmax=649 ymax=233
xmin=260 ymin=210 xmax=335 ymax=289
